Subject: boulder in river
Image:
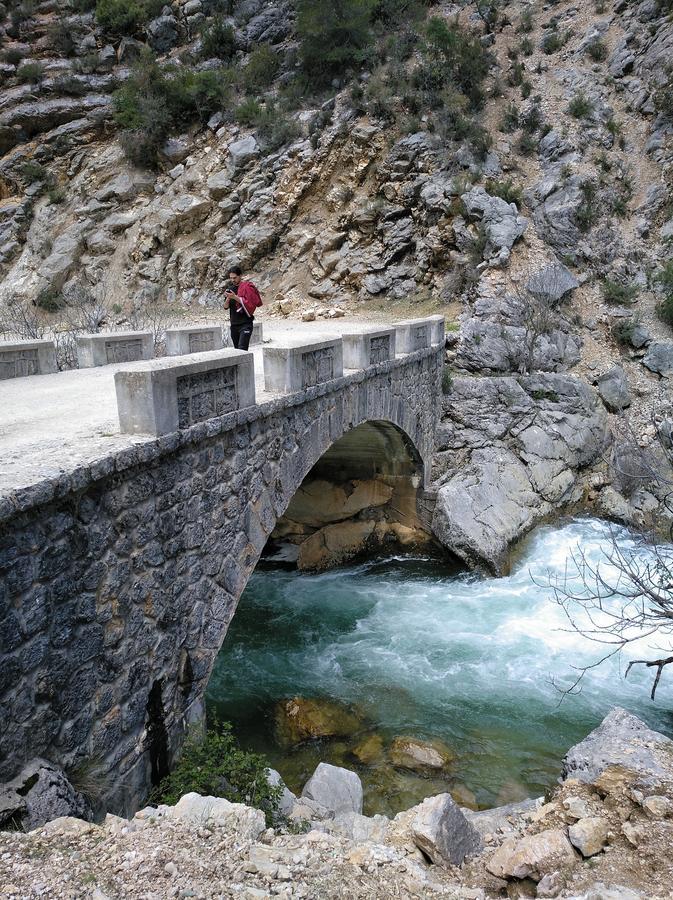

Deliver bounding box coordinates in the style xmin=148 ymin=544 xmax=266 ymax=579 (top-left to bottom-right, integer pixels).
xmin=389 ymin=736 xmax=455 ymax=774
xmin=351 ymin=733 xmax=385 ymax=766
xmin=274 ymin=697 xmax=362 ymax=747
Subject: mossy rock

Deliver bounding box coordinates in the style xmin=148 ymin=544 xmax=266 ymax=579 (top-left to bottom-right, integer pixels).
xmin=274 ymin=697 xmax=362 ymax=747
xmin=389 ymin=736 xmax=455 ymax=773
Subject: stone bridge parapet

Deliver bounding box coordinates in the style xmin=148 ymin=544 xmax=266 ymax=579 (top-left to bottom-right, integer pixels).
xmin=0 ymin=321 xmax=444 ymax=815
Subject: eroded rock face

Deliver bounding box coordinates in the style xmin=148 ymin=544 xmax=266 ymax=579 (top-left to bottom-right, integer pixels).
xmin=562 ymin=707 xmax=673 ymax=789
xmin=0 ymin=759 xmax=93 ymax=831
xmin=432 ymin=374 xmax=609 ymax=573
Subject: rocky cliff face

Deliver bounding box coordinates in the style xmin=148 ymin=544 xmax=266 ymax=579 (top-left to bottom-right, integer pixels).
xmin=1 ymin=0 xmax=672 ymax=567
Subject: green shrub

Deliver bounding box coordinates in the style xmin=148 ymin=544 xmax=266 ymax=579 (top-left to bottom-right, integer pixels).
xmin=373 ymin=0 xmax=427 ymax=28
xmin=248 ymin=101 xmax=300 ymax=151
xmin=586 ymin=40 xmax=607 ymax=61
xmin=658 ymin=293 xmax=673 ymax=326
xmin=601 ymin=278 xmax=638 ymax=306
xmin=200 ymin=16 xmax=236 ymax=60
xmin=576 ymin=179 xmax=598 ymax=231
xmin=508 ymin=61 xmax=524 ymax=86
xmin=17 ymin=160 xmax=49 ymax=184
xmin=611 ymin=317 xmax=641 ymax=346
xmin=521 ymin=79 xmax=532 ymax=99
xmin=236 ymin=97 xmax=263 ymax=126
xmin=568 ymin=91 xmax=593 ymax=118
xmin=520 ymin=103 xmax=542 ymax=132
xmin=96 ymin=0 xmax=162 ymax=35
xmin=2 ymin=46 xmax=25 ymax=65
xmin=47 ymin=17 xmax=76 ymax=54
xmin=517 ymin=8 xmax=533 ymax=32
xmin=35 ymin=288 xmax=65 ymax=312
xmin=243 ymin=44 xmax=280 ymax=92
xmin=500 ymin=102 xmax=519 ymax=132
xmin=423 ymin=15 xmax=492 ymax=108
xmin=150 ymin=722 xmax=282 ymax=825
xmin=54 ymin=75 xmax=90 ymax=96
xmin=441 ymin=367 xmax=453 ymax=394
xmin=296 ymin=0 xmax=375 ymax=82
xmin=517 ymin=130 xmax=537 ymax=156
xmin=653 ymin=68 xmax=673 ymax=119
xmin=487 ymin=178 xmax=522 ymax=207
xmin=16 ymin=61 xmax=44 ymax=82
xmin=47 ymin=184 xmax=67 ymax=204
xmin=541 ymin=28 xmax=570 ymax=54
xmin=519 ymin=37 xmax=533 ymax=56
xmin=114 ymin=54 xmax=229 ymax=167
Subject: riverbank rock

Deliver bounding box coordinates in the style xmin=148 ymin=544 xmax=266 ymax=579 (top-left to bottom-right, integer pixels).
xmin=389 ymin=736 xmax=455 ymax=773
xmin=0 ymin=759 xmax=93 ymax=831
xmin=301 ymin=763 xmax=363 ymax=816
xmin=562 ymin=708 xmax=673 ymax=789
xmin=171 ymin=793 xmax=266 ymax=840
xmin=408 ymin=793 xmax=483 ymax=867
xmin=274 ymin=697 xmax=362 ymax=746
xmin=568 ymin=816 xmax=610 ymax=857
xmin=282 ymin=479 xmax=393 ymax=527
xmin=486 ymin=828 xmax=577 ymax=881
xmin=351 ymin=733 xmax=385 ymax=765
xmin=296 ymin=520 xmax=376 ymax=571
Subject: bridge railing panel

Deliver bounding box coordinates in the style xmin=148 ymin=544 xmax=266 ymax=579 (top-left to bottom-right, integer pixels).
xmin=394 ymin=318 xmax=434 ymax=354
xmin=263 ymin=336 xmax=344 ymax=393
xmin=77 ymin=331 xmax=154 ymax=368
xmin=165 ymin=325 xmax=225 ymax=356
xmin=114 ymin=349 xmax=255 ymax=435
xmin=0 ymin=339 xmax=58 ymax=380
xmin=342 ymin=326 xmax=397 ymax=369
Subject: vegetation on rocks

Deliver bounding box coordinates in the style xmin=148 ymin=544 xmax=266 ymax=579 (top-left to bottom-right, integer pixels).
xmin=150 ymin=722 xmax=281 ymax=824
xmin=95 ymin=0 xmax=163 ymax=36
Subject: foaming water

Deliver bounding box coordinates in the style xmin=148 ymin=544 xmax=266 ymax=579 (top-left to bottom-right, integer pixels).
xmin=207 ymin=518 xmax=673 ymax=813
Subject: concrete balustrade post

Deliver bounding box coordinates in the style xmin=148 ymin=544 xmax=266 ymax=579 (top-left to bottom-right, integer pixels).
xmin=342 ymin=326 xmax=397 ymax=369
xmin=395 ymin=318 xmax=433 ymax=354
xmin=0 ymin=339 xmax=58 ymax=379
xmin=165 ymin=325 xmax=224 ymax=356
xmin=263 ymin=336 xmax=344 ymax=393
xmin=77 ymin=331 xmax=154 ymax=368
xmin=114 ymin=349 xmax=255 ymax=436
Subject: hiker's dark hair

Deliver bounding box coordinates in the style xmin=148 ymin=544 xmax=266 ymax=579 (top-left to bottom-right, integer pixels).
xmin=228 ymin=265 xmax=242 ymax=276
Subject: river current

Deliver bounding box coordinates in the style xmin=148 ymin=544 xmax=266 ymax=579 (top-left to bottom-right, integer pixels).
xmin=207 ymin=518 xmax=673 ymax=815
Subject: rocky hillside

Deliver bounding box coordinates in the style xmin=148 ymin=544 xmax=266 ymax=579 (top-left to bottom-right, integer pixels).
xmin=0 ymin=0 xmax=672 ymax=564
xmin=2 ymin=709 xmax=673 ymax=898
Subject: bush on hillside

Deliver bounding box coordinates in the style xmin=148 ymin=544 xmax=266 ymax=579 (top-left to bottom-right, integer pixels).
xmin=96 ymin=0 xmax=163 ymax=35
xmin=114 ymin=53 xmax=229 ymax=166
xmin=243 ymin=44 xmax=280 ymax=92
xmin=150 ymin=722 xmax=282 ymax=825
xmin=200 ymin=16 xmax=236 ymax=60
xmin=422 ymin=15 xmax=492 ymax=108
xmin=656 ymin=261 xmax=673 ymax=326
xmin=296 ymin=0 xmax=376 ymax=82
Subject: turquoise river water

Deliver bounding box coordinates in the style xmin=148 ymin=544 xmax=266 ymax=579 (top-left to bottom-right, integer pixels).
xmin=207 ymin=518 xmax=673 ymax=816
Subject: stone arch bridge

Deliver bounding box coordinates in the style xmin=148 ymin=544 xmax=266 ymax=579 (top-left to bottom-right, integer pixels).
xmin=0 ymin=319 xmax=444 ymax=813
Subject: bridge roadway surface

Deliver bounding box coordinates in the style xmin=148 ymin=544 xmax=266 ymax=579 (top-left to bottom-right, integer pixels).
xmin=0 ymin=317 xmax=393 ymax=498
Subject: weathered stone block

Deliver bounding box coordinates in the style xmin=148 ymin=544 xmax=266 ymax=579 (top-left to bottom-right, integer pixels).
xmin=426 ymin=315 xmax=446 ymax=346
xmin=0 ymin=339 xmax=58 ymax=380
xmin=342 ymin=327 xmax=396 ymax=369
xmin=114 ymin=349 xmax=255 ymax=436
xmin=263 ymin=337 xmax=343 ymax=393
xmin=395 ymin=318 xmax=433 ymax=353
xmin=224 ymin=321 xmax=264 ymax=347
xmin=77 ymin=331 xmax=153 ymax=368
xmin=165 ymin=325 xmax=224 ymax=356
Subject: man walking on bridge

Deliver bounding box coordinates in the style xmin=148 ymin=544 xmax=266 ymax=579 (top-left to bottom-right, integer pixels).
xmin=224 ymin=265 xmax=263 ymax=351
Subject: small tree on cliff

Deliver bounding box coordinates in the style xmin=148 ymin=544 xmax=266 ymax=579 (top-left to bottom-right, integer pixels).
xmin=546 ymin=425 xmax=673 ymax=699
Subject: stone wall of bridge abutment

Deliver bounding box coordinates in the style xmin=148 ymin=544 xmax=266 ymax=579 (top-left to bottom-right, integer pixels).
xmin=0 ymin=342 xmax=444 ymax=816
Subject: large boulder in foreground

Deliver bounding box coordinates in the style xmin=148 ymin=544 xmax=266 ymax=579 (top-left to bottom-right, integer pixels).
xmin=409 ymin=793 xmax=482 ymax=867
xmin=486 ymin=828 xmax=577 ymax=881
xmin=170 ymin=793 xmax=266 ymax=840
xmin=0 ymin=759 xmax=93 ymax=831
xmin=301 ymin=763 xmax=363 ymax=816
xmin=562 ymin=707 xmax=673 ymax=789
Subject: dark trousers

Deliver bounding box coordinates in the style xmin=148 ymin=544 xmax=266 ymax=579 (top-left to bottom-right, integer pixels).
xmin=231 ymin=322 xmax=253 ymax=350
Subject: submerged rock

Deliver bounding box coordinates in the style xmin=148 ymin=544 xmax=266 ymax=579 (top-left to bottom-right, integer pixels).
xmin=274 ymin=697 xmax=362 ymax=747
xmin=351 ymin=734 xmax=385 ymax=766
xmin=389 ymin=736 xmax=455 ymax=774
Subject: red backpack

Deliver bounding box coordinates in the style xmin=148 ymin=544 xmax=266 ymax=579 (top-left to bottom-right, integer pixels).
xmin=237 ymin=281 xmax=263 ymax=317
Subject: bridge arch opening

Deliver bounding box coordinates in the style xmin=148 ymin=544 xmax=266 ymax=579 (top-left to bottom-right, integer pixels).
xmin=264 ymin=419 xmax=433 ymax=571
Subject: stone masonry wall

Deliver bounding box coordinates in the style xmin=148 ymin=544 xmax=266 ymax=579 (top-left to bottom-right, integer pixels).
xmin=0 ymin=346 xmax=443 ymax=815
